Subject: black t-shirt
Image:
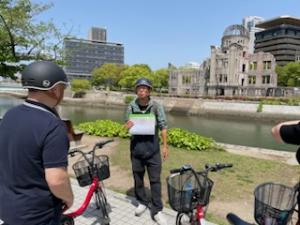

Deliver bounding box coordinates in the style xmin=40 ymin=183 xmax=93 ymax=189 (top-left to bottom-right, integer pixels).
xmin=0 ymin=100 xmax=69 ymax=225
xmin=280 ymin=123 xmax=300 ymax=145
xmin=280 ymin=123 xmax=300 ymax=164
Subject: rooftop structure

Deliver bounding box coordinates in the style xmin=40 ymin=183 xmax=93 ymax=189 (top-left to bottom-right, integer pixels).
xmin=254 ymin=15 xmax=300 ymax=66
xmin=256 ymin=15 xmax=300 ymax=29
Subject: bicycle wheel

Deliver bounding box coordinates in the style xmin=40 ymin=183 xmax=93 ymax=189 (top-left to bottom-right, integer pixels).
xmin=60 ymin=215 xmax=74 ymax=225
xmin=176 ymin=212 xmax=191 ymax=225
xmin=95 ymin=188 xmax=110 ymax=225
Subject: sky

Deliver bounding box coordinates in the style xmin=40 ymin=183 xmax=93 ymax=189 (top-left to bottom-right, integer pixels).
xmin=32 ymin=0 xmax=300 ymax=70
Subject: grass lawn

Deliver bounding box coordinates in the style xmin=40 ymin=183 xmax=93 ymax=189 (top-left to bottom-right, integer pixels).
xmin=109 ymin=138 xmax=299 ymax=224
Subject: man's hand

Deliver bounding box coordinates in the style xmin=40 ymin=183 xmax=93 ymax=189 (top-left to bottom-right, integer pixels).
xmin=63 ymin=199 xmax=73 ymax=211
xmin=162 ymin=145 xmax=169 ymax=161
xmin=125 ymin=120 xmax=134 ymax=129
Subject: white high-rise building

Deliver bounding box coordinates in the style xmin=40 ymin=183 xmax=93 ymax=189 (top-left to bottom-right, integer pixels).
xmin=243 ymin=16 xmax=264 ymax=53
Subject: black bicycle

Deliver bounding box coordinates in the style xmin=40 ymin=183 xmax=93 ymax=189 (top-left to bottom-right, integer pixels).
xmin=167 ymin=163 xmax=233 ymax=225
xmin=227 ymin=182 xmax=299 ymax=225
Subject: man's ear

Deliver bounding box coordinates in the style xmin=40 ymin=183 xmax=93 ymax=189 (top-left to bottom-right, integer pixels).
xmin=49 ymin=85 xmax=59 ymax=97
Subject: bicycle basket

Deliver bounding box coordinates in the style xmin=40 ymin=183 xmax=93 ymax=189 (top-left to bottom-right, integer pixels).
xmin=72 ymin=155 xmax=110 ymax=187
xmin=167 ymin=170 xmax=213 ymax=213
xmin=254 ymin=182 xmax=297 ymax=225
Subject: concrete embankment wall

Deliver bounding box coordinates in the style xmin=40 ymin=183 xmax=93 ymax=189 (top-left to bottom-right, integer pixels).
xmin=218 ymin=143 xmax=298 ymax=165
xmin=63 ymin=91 xmax=300 ymax=121
xmin=2 ymin=90 xmax=300 ymax=121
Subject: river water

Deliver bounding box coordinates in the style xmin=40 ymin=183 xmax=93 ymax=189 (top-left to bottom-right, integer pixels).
xmin=0 ymin=96 xmax=296 ymax=152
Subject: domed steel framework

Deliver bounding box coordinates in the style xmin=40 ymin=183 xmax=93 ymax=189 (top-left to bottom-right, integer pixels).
xmin=223 ymin=24 xmax=249 ymax=38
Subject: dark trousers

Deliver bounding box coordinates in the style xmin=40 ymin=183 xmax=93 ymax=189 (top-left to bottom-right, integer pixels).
xmin=131 ymin=151 xmax=163 ymax=216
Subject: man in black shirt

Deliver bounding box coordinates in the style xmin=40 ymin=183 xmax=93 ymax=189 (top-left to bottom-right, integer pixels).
xmin=272 ymin=120 xmax=300 ymax=164
xmin=0 ymin=61 xmax=73 ymax=225
xmin=272 ymin=120 xmax=300 ymax=225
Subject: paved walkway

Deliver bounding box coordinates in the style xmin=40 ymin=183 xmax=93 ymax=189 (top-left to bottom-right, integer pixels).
xmin=67 ymin=179 xmax=176 ymax=225
xmin=67 ymin=179 xmax=215 ymax=225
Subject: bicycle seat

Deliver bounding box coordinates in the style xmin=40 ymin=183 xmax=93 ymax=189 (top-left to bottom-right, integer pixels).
xmin=227 ymin=213 xmax=254 ymax=225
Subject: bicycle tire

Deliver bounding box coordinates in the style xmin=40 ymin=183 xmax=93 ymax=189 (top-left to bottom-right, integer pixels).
xmin=95 ymin=188 xmax=110 ymax=225
xmin=176 ymin=212 xmax=191 ymax=225
xmin=60 ymin=215 xmax=74 ymax=225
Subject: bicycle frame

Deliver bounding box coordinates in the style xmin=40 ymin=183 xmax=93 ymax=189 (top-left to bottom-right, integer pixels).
xmin=195 ymin=205 xmax=205 ymax=225
xmin=63 ymin=139 xmax=113 ymax=220
xmin=64 ymin=176 xmax=100 ymax=218
xmin=171 ymin=163 xmax=233 ymax=225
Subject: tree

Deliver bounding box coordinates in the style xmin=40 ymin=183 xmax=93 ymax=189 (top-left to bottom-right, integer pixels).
xmin=71 ymin=79 xmax=91 ymax=97
xmin=154 ymin=68 xmax=169 ymax=88
xmin=0 ymin=0 xmax=70 ymax=79
xmin=276 ymin=62 xmax=300 ymax=87
xmin=118 ymin=64 xmax=152 ymax=88
xmin=91 ymin=63 xmax=128 ymax=88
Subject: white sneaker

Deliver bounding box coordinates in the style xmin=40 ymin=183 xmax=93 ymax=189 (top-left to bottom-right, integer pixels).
xmin=154 ymin=211 xmax=167 ymax=225
xmin=135 ymin=204 xmax=147 ymax=216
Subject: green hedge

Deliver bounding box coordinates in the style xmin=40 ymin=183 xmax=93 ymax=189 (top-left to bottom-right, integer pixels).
xmin=77 ymin=120 xmax=220 ymax=151
xmin=168 ymin=128 xmax=218 ymax=151
xmin=77 ymin=120 xmax=130 ymax=138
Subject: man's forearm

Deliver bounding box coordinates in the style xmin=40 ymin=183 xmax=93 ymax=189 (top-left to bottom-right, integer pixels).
xmin=161 ymin=128 xmax=167 ymax=147
xmin=272 ymin=120 xmax=300 ymax=143
xmin=45 ymin=167 xmax=74 ymax=204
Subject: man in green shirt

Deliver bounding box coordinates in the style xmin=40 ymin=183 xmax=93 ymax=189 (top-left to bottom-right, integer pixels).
xmin=124 ymin=78 xmax=168 ymax=225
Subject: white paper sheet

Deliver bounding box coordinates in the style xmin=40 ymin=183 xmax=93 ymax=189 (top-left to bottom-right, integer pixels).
xmin=129 ymin=114 xmax=156 ymax=135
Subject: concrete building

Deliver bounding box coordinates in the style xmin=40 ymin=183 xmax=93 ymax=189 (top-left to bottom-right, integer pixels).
xmin=64 ymin=28 xmax=124 ymax=80
xmin=88 ymin=27 xmax=107 ymax=42
xmin=243 ymin=16 xmax=264 ymax=53
xmin=208 ymin=24 xmax=277 ymax=96
xmin=168 ymin=60 xmax=209 ymax=97
xmin=255 ymin=15 xmax=300 ymax=66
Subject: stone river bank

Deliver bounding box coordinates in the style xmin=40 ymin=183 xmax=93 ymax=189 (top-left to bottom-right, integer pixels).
xmin=65 ymin=91 xmax=300 ymax=122
xmin=2 ymin=90 xmax=300 ymax=122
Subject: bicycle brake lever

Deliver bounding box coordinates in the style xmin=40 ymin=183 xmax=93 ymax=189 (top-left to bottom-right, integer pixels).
xmin=182 ymin=164 xmax=192 ymax=170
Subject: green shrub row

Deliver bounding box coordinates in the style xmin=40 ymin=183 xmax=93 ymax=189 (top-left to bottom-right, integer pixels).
xmin=77 ymin=120 xmax=219 ymax=151
xmin=77 ymin=120 xmax=130 ymax=138
xmin=167 ymin=128 xmax=218 ymax=151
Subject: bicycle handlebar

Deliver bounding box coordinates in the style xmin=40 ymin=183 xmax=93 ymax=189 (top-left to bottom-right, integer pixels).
xmin=68 ymin=139 xmax=114 ymax=156
xmin=95 ymin=139 xmax=114 ymax=149
xmin=170 ymin=163 xmax=233 ymax=174
xmin=205 ymin=163 xmax=233 ymax=172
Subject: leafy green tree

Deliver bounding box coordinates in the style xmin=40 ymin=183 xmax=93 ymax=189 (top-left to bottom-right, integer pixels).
xmin=276 ymin=65 xmax=287 ymax=86
xmin=154 ymin=68 xmax=169 ymax=88
xmin=91 ymin=63 xmax=128 ymax=88
xmin=118 ymin=64 xmax=152 ymax=88
xmin=71 ymin=79 xmax=91 ymax=92
xmin=276 ymin=62 xmax=300 ymax=86
xmin=0 ymin=0 xmax=69 ymax=79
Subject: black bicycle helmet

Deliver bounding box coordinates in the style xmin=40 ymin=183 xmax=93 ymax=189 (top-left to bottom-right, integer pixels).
xmin=135 ymin=77 xmax=152 ymax=90
xmin=21 ymin=61 xmax=68 ymax=90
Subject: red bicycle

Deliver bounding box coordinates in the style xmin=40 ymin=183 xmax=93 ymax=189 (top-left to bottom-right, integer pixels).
xmin=60 ymin=139 xmax=113 ymax=225
xmin=167 ymin=163 xmax=233 ymax=225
